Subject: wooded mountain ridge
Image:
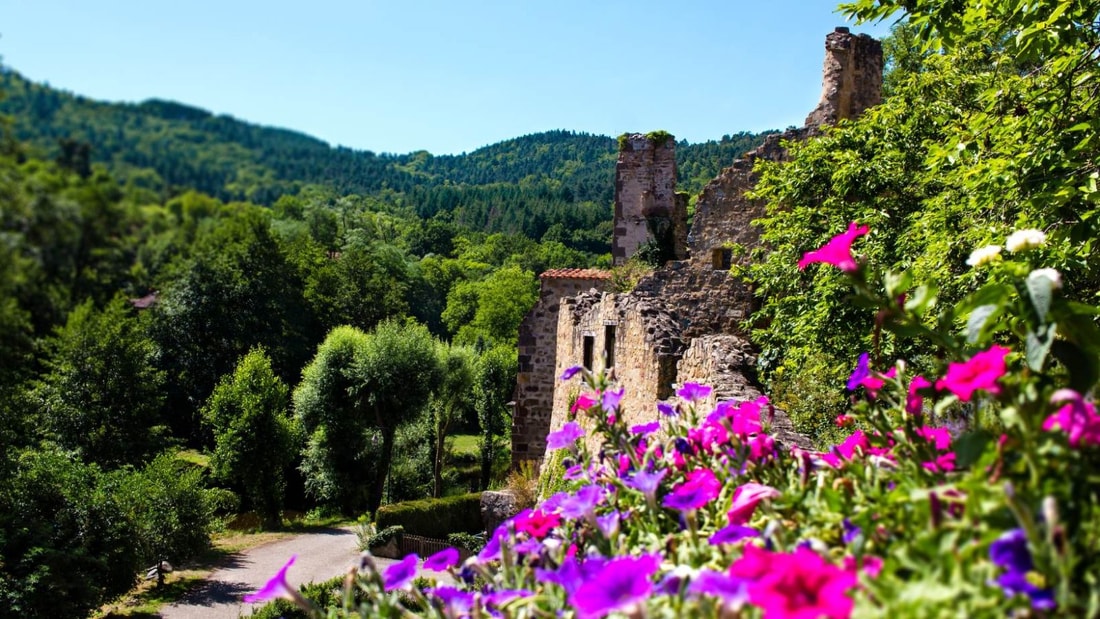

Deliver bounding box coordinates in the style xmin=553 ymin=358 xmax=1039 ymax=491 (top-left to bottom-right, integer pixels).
xmin=1 ymin=67 xmax=772 ymax=244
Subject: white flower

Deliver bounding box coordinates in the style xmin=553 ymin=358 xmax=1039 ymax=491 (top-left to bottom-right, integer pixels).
xmin=965 ymin=245 xmax=1002 ymax=267
xmin=1028 ymin=268 xmax=1062 ymax=290
xmin=1005 ymin=228 xmax=1047 ymax=252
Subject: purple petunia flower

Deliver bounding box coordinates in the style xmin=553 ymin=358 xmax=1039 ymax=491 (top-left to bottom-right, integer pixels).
xmin=383 ymin=554 xmax=419 ymax=591
xmin=478 ymin=525 xmax=508 ymax=562
xmin=561 ymin=365 xmax=584 ymax=381
xmin=630 ymin=421 xmax=661 ymax=436
xmin=842 ymin=519 xmax=862 ymax=545
xmin=537 ymin=555 xmax=590 ymax=597
xmin=484 ymin=588 xmax=532 ymax=608
xmin=989 ymin=528 xmax=1055 ymax=610
xmin=709 ymin=524 xmax=760 ymax=545
xmin=677 ymin=382 xmax=713 ymax=403
xmin=662 ymin=469 xmax=721 ymax=512
xmin=625 ymin=468 xmax=667 ymax=500
xmin=547 ymin=422 xmax=585 ymax=450
xmin=687 ymin=569 xmax=749 ymax=608
xmin=243 ymin=555 xmax=299 ymax=604
xmin=596 ymin=512 xmax=621 ymax=538
xmin=657 ymin=402 xmax=677 ymax=417
xmin=558 ymin=484 xmax=605 ymax=521
xmin=847 ymin=352 xmax=871 ymax=391
xmin=571 ymin=554 xmax=660 ymax=619
xmin=423 ymin=547 xmax=460 ymax=571
xmin=601 ymin=388 xmax=624 ymax=413
xmin=427 ymin=586 xmax=475 ymax=615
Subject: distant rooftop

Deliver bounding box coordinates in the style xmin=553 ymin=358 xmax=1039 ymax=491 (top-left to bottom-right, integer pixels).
xmin=540 ymin=268 xmax=612 ymax=280
xmin=128 ymin=292 xmax=158 ymax=310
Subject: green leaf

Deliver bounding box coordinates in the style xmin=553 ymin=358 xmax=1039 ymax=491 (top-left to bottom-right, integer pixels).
xmin=1025 ymin=323 xmax=1055 ymax=372
xmin=904 ymin=283 xmax=938 ymax=317
xmin=966 ymin=304 xmax=998 ymax=344
xmin=953 ymin=431 xmax=992 ymax=469
xmin=1051 ymin=340 xmax=1100 ymax=393
xmin=1025 ymin=272 xmax=1055 ymax=324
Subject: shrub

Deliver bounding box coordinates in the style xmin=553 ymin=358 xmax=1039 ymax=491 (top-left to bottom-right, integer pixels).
xmin=374 ymin=493 xmax=483 ymax=538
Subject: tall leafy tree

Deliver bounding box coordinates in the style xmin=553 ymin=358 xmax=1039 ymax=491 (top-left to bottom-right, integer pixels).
xmin=429 ymin=343 xmax=475 ymax=497
xmin=474 ymin=344 xmax=518 ymax=489
xmin=34 ymin=297 xmax=167 ymax=468
xmin=202 ymin=348 xmax=299 ymax=528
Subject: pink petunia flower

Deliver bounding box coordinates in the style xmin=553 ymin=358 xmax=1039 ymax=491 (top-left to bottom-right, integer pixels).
xmin=571 ymin=392 xmax=598 ymax=415
xmin=1043 ymin=389 xmax=1100 ymax=447
xmin=798 ymin=222 xmax=870 ymax=273
xmin=906 ymin=376 xmax=932 ymax=416
xmin=727 ymin=483 xmax=781 ymax=526
xmin=734 ymin=546 xmax=856 ymax=619
xmin=663 ymin=468 xmax=722 ymax=512
xmin=935 ymin=345 xmax=1011 ymax=402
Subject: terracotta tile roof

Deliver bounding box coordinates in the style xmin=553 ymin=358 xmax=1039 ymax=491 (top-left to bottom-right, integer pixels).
xmin=128 ymin=292 xmax=159 ymax=310
xmin=540 ymin=268 xmax=612 ymax=280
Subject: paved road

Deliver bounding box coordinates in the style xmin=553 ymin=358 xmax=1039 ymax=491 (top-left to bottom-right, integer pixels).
xmin=159 ymin=527 xmax=388 ymax=619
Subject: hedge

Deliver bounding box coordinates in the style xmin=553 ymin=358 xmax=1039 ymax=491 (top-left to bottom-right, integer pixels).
xmin=374 ymin=492 xmax=483 ymax=538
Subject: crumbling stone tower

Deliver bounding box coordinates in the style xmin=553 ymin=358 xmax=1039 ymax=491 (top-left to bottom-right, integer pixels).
xmin=805 ymin=27 xmax=884 ymax=127
xmin=611 ymin=133 xmax=688 ymax=265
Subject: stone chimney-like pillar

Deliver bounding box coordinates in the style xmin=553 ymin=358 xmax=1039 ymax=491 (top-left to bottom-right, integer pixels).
xmin=612 ymin=133 xmax=684 ymax=266
xmin=805 ymin=27 xmax=884 ymax=127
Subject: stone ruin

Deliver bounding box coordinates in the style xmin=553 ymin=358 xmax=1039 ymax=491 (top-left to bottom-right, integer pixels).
xmin=510 ymin=28 xmax=884 ymax=470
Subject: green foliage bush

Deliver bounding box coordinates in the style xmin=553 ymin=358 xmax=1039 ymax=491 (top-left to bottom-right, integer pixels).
xmin=249 ymin=575 xmax=348 ymax=619
xmin=374 ymin=493 xmax=483 ymax=539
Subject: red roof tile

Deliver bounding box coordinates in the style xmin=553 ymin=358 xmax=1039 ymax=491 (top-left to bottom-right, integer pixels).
xmin=540 ymin=268 xmax=612 ymax=280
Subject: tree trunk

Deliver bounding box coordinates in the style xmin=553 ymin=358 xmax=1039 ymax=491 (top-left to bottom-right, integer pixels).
xmin=369 ymin=423 xmax=396 ymax=515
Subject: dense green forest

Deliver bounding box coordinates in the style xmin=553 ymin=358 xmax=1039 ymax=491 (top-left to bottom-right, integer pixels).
xmin=0 ymin=67 xmax=769 ymax=249
xmin=0 ymin=66 xmax=772 ymax=617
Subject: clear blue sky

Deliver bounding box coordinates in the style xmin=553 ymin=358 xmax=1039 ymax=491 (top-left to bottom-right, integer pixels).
xmin=1 ymin=1 xmax=893 ymax=155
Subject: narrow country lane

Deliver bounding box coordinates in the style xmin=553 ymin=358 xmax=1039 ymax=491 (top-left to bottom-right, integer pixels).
xmin=158 ymin=527 xmax=394 ymax=619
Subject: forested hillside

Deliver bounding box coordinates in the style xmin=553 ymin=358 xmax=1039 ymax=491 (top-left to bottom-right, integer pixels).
xmin=0 ymin=68 xmax=768 ymax=250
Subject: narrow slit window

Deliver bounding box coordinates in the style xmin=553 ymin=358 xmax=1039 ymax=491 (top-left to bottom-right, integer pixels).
xmin=712 ymin=247 xmax=733 ymax=270
xmin=583 ymin=335 xmax=595 ymax=371
xmin=604 ymin=324 xmax=616 ymax=370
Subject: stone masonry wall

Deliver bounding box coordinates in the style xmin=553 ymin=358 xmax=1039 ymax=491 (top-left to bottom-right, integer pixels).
xmin=512 ymin=270 xmax=610 ymax=467
xmin=612 ymin=134 xmax=682 ymax=265
xmin=805 ymin=27 xmax=884 ymax=128
xmin=548 ymin=291 xmax=682 ymax=458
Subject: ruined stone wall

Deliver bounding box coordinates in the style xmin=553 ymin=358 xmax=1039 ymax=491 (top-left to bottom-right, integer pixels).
xmin=686 ymin=127 xmax=807 ymax=261
xmin=805 ymin=27 xmax=884 ymax=128
xmin=512 ymin=270 xmax=610 ymax=467
xmin=548 ymin=291 xmax=683 ymax=456
xmin=632 ymin=260 xmax=758 ymax=339
xmin=612 ymin=134 xmax=683 ymax=265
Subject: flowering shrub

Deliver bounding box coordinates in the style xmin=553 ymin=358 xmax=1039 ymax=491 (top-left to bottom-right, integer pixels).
xmin=250 ymin=224 xmax=1100 ymax=617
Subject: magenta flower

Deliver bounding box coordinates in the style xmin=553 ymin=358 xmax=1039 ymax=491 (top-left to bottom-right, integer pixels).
xmin=798 ymin=221 xmax=869 ymax=272
xmin=423 ymin=547 xmax=460 ymax=572
xmin=734 ymin=546 xmax=856 ymax=619
xmin=935 ymin=345 xmax=1011 ymax=401
xmin=907 ymin=375 xmax=932 ymax=415
xmin=561 ymin=365 xmax=584 ymax=380
xmin=547 ymin=421 xmax=585 ymax=450
xmin=513 ymin=509 xmax=561 ymax=539
xmin=727 ymin=482 xmax=781 ymax=526
xmin=571 ymin=554 xmax=660 ymax=619
xmin=677 ymin=382 xmax=713 ymax=403
xmin=663 ymin=468 xmax=722 ymax=511
xmin=571 ymin=393 xmax=598 ymax=415
xmin=243 ymin=554 xmax=299 ymax=604
xmin=383 ymin=554 xmax=419 ymax=591
xmin=1043 ymin=389 xmax=1100 ymax=447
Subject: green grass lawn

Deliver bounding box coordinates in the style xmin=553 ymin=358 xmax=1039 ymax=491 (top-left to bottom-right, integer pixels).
xmin=451 ymin=434 xmax=481 ymax=457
